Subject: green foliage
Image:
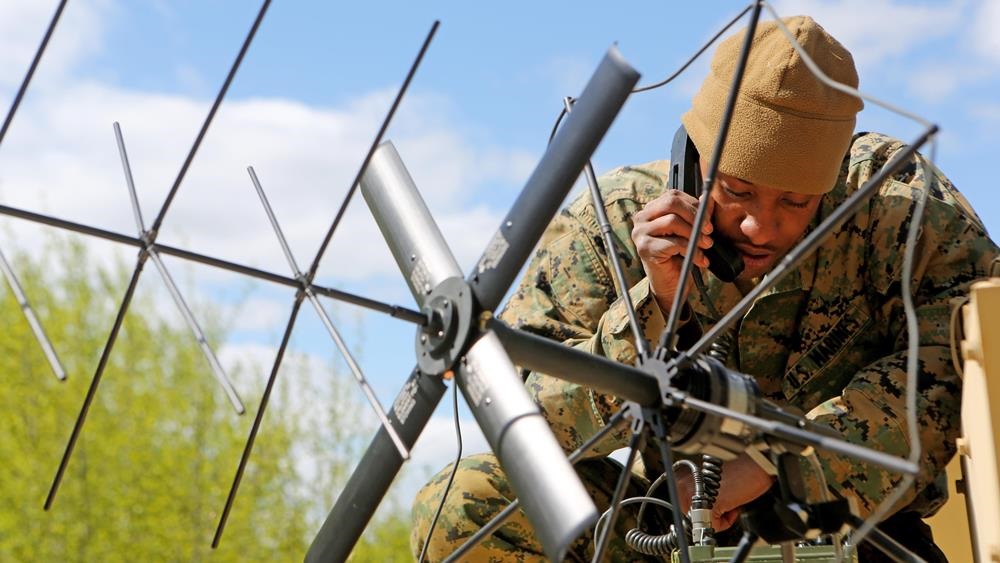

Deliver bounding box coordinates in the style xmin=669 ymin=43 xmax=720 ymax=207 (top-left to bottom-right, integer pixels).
xmin=352 ymin=507 xmax=412 ymax=563
xmin=0 ymin=238 xmax=414 ymax=561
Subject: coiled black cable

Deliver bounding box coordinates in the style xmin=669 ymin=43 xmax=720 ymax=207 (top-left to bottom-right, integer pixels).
xmin=626 ymin=460 xmax=703 ymax=556
xmin=699 ymin=455 xmax=723 ymax=510
xmin=624 ymin=527 xmax=676 ymax=556
xmin=625 ymin=515 xmax=691 ymax=556
xmin=692 ymin=269 xmax=726 ymax=520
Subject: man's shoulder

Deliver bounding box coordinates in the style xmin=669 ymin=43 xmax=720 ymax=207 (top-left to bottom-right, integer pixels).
xmin=565 ymin=159 xmax=669 ymax=221
xmin=845 ymin=131 xmax=987 ymax=231
xmin=846 ymin=131 xmax=905 ymax=168
xmin=828 ymin=131 xmax=995 ymax=295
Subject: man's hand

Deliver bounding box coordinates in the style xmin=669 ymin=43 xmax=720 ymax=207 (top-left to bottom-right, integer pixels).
xmin=631 ymin=191 xmax=714 ymax=315
xmin=674 ymin=453 xmax=775 ymax=531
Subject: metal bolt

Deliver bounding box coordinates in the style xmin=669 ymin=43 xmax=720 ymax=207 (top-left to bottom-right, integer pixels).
xmin=505 ymin=220 xmax=512 ymax=228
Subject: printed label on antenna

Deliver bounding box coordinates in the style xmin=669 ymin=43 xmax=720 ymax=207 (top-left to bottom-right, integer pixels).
xmin=392 ymin=376 xmax=418 ymax=425
xmin=477 ymin=230 xmax=509 ymax=274
xmin=462 ymin=357 xmax=489 ymax=407
xmin=410 ymin=257 xmax=432 ymax=295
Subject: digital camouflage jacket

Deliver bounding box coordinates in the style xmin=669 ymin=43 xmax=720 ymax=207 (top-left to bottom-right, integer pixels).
xmin=496 ymin=131 xmax=999 ymax=518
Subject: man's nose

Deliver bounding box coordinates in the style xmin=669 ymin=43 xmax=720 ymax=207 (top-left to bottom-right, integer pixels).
xmin=739 ymin=211 xmax=776 ymax=247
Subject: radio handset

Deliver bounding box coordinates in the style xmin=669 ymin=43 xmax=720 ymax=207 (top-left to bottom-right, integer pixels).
xmin=669 ymin=125 xmax=745 ymax=283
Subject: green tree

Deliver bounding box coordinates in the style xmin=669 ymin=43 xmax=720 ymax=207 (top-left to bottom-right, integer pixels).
xmin=0 ymin=238 xmax=413 ymax=561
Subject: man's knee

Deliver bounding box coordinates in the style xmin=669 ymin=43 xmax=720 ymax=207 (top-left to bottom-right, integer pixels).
xmin=410 ymin=453 xmax=546 ymax=562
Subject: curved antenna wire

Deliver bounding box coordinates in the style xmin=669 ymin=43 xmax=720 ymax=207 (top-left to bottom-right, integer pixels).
xmin=540 ymin=0 xmax=759 ymax=371
xmin=536 ymin=7 xmax=759 ymax=560
xmin=603 ymin=5 xmax=767 ymax=561
xmin=44 ymin=0 xmax=271 ymax=510
xmin=658 ymin=7 xmax=935 ymax=553
xmin=761 ymin=2 xmax=931 ymax=128
xmin=211 ymin=21 xmax=438 ymax=548
xmin=0 ymin=0 xmax=68 ymax=147
xmin=546 ymin=3 xmax=751 ymax=147
xmin=533 ymin=2 xmax=937 ymax=559
xmin=841 ymin=140 xmax=934 ymax=562
xmin=758 ymin=8 xmax=930 ymax=555
xmin=631 ymin=3 xmax=753 ymax=94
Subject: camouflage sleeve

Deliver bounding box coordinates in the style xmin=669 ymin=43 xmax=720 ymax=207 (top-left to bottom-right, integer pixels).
xmin=806 ymin=156 xmax=998 ymax=518
xmin=525 ymin=280 xmax=672 ymax=458
xmin=497 ymin=163 xmax=674 ymax=460
xmin=498 ymin=207 xmax=667 ymax=459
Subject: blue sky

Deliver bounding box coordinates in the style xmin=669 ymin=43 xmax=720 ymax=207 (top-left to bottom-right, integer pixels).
xmin=2 ymin=0 xmax=998 ymax=536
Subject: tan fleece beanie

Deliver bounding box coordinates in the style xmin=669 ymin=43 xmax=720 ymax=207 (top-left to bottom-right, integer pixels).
xmin=681 ymin=16 xmax=863 ymax=195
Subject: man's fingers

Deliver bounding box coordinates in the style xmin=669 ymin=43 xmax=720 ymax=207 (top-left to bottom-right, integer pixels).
xmin=636 ymin=237 xmax=710 ymax=268
xmin=698 ymin=193 xmax=716 ymax=234
xmin=635 ymin=190 xmax=701 ymax=225
xmin=713 ymin=508 xmax=741 ymax=532
xmin=637 ymin=213 xmax=714 ymax=246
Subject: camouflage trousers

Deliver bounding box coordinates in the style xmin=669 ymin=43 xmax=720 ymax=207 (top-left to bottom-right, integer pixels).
xmin=411 ymin=453 xmax=671 ymax=562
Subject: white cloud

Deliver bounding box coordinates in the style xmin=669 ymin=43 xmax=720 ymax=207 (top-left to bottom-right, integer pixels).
xmin=906 ymin=62 xmax=992 ymax=104
xmin=411 ymin=411 xmax=490 ymax=472
xmin=225 ymin=294 xmax=294 ymax=331
xmin=215 ymin=339 xmax=491 ymax=505
xmin=769 ymin=0 xmax=963 ymax=70
xmin=971 ymin=0 xmax=1000 ymax=64
xmin=0 ymin=0 xmax=111 ymax=91
xmin=0 ymin=79 xmax=535 ymax=288
xmin=0 ymin=40 xmax=533 ymax=504
xmin=400 ymin=410 xmax=490 ymax=501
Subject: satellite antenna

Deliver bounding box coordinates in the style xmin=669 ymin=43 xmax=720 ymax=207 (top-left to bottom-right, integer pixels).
xmin=0 ymin=1 xmax=949 ymax=561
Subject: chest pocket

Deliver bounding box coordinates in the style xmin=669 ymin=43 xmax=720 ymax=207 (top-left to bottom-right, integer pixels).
xmin=737 ymin=289 xmax=808 ymax=402
xmin=783 ymin=296 xmax=878 ymax=408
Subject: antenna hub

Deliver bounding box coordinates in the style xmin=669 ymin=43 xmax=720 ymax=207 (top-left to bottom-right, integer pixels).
xmin=415 ymin=277 xmax=475 ymax=375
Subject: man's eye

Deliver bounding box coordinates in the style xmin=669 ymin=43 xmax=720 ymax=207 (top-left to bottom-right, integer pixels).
xmin=783 ymin=198 xmax=810 ymax=209
xmin=723 ymin=186 xmax=748 ymax=199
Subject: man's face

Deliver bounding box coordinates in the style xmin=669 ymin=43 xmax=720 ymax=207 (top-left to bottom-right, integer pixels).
xmin=701 ymin=163 xmax=823 ymax=280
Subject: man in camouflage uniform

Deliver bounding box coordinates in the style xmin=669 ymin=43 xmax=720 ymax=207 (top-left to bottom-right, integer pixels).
xmin=412 ymin=16 xmax=998 ymax=562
